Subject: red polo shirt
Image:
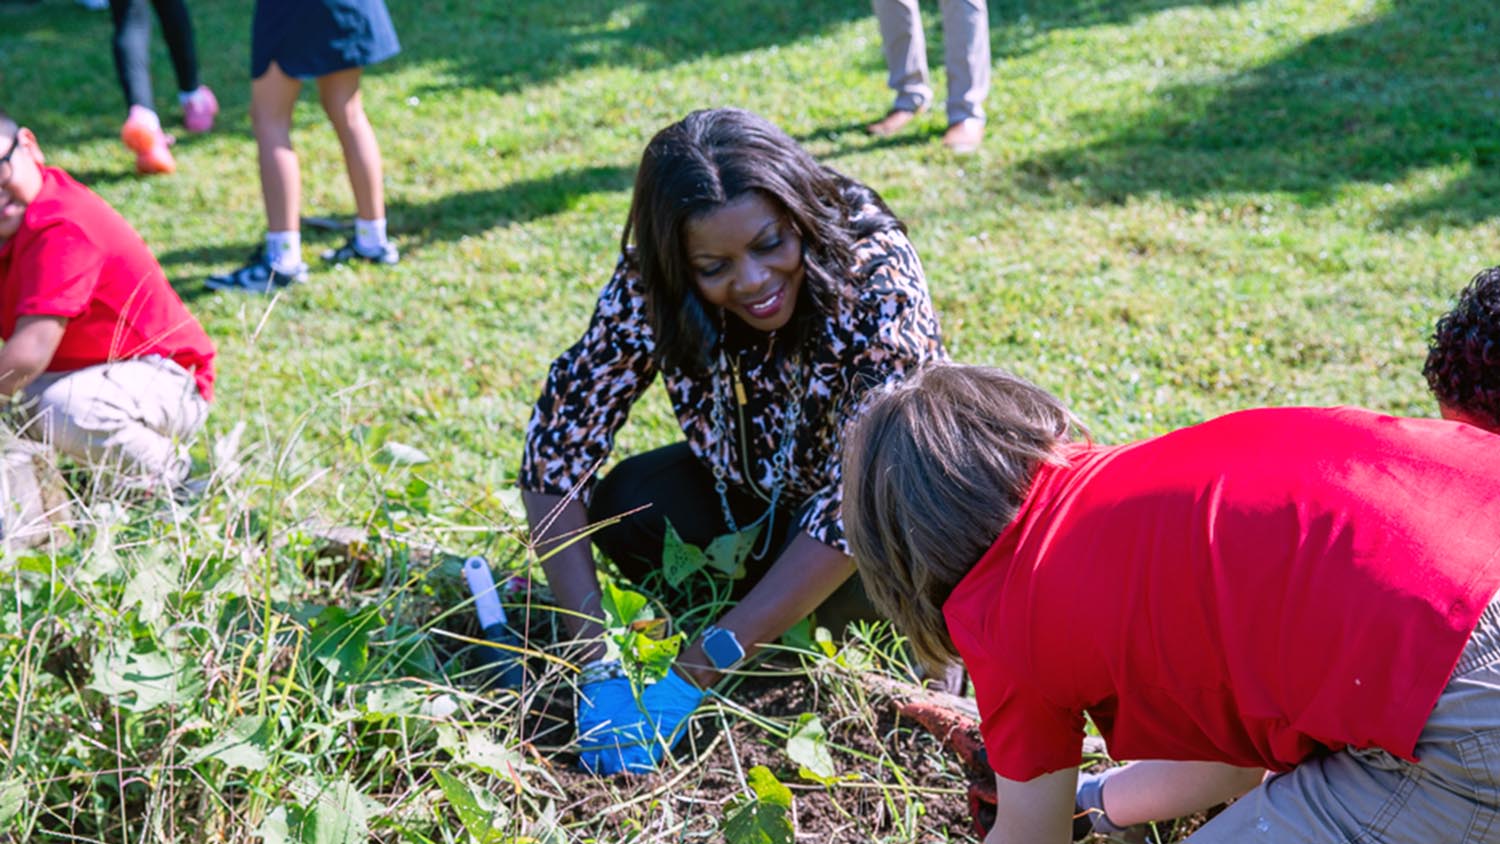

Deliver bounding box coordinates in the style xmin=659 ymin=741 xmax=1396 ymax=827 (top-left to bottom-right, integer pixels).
xmin=0 ymin=167 xmax=215 ymax=399
xmin=944 ymin=407 xmax=1500 ymax=781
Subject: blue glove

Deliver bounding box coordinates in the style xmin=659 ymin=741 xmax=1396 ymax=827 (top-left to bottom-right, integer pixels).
xmin=576 ymin=674 xmax=653 ymax=774
xmin=639 ymin=668 xmax=706 ymax=756
xmin=575 ymin=667 xmax=706 ymax=775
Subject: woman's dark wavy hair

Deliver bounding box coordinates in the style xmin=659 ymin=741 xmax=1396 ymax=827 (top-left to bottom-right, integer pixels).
xmin=622 ymin=108 xmax=904 ymax=373
xmin=1424 ymin=266 xmax=1500 ymax=431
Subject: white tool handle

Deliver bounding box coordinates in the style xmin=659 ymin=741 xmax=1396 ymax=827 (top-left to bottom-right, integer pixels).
xmin=463 ymin=556 xmax=508 ymax=628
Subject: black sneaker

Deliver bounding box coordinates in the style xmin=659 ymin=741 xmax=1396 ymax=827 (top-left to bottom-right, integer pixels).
xmin=206 ymin=249 xmax=309 ymax=293
xmin=321 ymin=238 xmax=399 ymax=266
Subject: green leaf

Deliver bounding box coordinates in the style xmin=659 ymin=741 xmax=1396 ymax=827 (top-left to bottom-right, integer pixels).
xmin=362 ymin=686 xmax=424 ymax=719
xmin=306 ymin=605 xmax=385 ymax=680
xmin=459 ymin=729 xmax=525 ymax=778
xmin=257 ymin=806 xmax=291 ymax=844
xmin=79 ymin=518 xmax=122 ymax=583
xmin=778 ymin=619 xmax=837 ymax=659
xmin=185 ymin=715 xmax=273 ymax=771
xmin=289 ymin=776 xmax=372 ymax=844
xmin=433 ymin=770 xmax=504 ymax=844
xmin=122 ymin=550 xmax=179 ymax=625
xmin=660 ymin=520 xmax=707 ymax=587
xmin=88 ymin=645 xmax=203 ymax=712
xmin=813 ymin=626 xmax=837 ymax=658
xmin=703 ymin=526 xmax=760 ymax=579
xmin=722 ymin=766 xmax=794 ymax=844
xmin=601 ymin=580 xmax=648 ymax=628
xmin=0 ymin=778 xmax=26 ymax=828
xmin=630 ymin=632 xmax=684 ymax=681
xmin=786 ymin=713 xmax=838 ymax=782
xmin=374 ymin=441 xmax=431 ymax=466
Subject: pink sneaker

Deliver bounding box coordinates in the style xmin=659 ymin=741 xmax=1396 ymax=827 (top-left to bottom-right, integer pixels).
xmin=181 ymin=85 xmax=219 ymax=134
xmin=120 ymin=105 xmax=176 ymax=175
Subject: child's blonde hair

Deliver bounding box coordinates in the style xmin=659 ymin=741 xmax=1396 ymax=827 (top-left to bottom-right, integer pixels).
xmin=842 ymin=363 xmax=1081 ymax=669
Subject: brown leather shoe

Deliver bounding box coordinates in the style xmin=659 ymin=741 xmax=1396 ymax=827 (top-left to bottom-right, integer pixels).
xmin=942 ymin=118 xmax=984 ymax=153
xmin=866 ymin=108 xmax=924 ymax=137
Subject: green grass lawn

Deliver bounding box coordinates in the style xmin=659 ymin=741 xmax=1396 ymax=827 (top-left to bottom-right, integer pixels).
xmin=1 ymin=0 xmax=1496 ymax=840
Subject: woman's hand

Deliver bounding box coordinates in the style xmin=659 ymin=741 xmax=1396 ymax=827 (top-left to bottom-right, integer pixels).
xmin=676 ymin=532 xmax=856 ymax=687
xmin=575 ymin=663 xmax=705 ymax=775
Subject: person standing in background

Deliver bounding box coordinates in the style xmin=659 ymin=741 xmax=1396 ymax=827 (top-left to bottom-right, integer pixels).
xmin=207 ymin=0 xmax=400 ymax=293
xmin=111 ymin=0 xmax=219 ymax=174
xmin=866 ymin=0 xmax=990 ymax=153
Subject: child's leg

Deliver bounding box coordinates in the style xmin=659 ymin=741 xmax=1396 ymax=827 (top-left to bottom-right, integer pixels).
xmin=148 ymin=0 xmax=199 ymax=95
xmin=1082 ymin=761 xmax=1263 ymax=830
xmin=251 ymin=62 xmax=304 ymax=269
xmin=16 ymin=359 xmax=207 ymax=489
xmin=108 ymin=0 xmax=154 ymax=111
xmin=316 ymin=67 xmax=385 ymax=223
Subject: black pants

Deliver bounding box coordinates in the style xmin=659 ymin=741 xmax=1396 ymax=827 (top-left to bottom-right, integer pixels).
xmin=110 ymin=0 xmax=199 ymax=111
xmin=588 ymin=442 xmax=877 ymax=633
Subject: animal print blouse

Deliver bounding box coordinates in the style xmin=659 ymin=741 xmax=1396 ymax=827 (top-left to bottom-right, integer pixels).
xmin=519 ymin=224 xmax=946 ymax=553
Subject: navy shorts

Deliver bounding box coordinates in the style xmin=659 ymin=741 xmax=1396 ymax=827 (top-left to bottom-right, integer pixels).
xmin=251 ymin=0 xmax=400 ymax=79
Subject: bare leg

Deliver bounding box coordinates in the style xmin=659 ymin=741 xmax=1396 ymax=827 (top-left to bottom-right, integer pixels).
xmin=316 ymin=67 xmax=384 ymax=221
xmin=251 ymin=62 xmax=302 ymax=233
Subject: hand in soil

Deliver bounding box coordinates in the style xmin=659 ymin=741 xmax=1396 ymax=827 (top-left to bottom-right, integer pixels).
xmin=576 ymin=675 xmax=654 ymax=774
xmin=576 ymin=669 xmax=705 ymax=775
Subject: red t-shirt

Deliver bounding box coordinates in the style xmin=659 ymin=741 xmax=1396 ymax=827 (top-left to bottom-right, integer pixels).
xmin=0 ymin=168 xmax=215 ymax=400
xmin=944 ymin=407 xmax=1500 ymax=782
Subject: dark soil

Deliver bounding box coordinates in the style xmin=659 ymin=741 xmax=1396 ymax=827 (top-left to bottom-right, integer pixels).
xmin=521 ymin=668 xmax=981 ymax=843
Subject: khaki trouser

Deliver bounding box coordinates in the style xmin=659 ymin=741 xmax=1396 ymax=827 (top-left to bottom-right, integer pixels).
xmin=13 ymin=356 xmax=209 ymax=491
xmin=872 ymin=0 xmax=990 ymax=125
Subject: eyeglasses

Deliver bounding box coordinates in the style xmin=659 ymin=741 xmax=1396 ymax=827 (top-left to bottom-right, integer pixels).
xmin=0 ymin=130 xmax=22 ymax=186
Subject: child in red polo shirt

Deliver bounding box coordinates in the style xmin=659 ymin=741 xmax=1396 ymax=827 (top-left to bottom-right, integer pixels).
xmin=0 ymin=113 xmax=214 ymax=492
xmin=841 ymin=363 xmax=1500 ymax=844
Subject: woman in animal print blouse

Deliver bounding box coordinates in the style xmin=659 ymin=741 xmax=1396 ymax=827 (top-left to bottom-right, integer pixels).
xmin=519 ymin=108 xmax=946 ymax=774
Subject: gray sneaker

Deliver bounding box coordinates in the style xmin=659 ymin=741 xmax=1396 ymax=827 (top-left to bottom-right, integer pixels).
xmin=321 ymin=237 xmax=399 ymax=266
xmin=206 ymin=250 xmax=309 ymax=293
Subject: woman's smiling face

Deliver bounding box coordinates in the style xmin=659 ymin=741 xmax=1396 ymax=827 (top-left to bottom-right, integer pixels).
xmin=685 ymin=192 xmax=804 ymax=334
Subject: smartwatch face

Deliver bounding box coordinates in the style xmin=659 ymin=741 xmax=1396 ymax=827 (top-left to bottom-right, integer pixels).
xmin=702 ymin=627 xmax=745 ymax=669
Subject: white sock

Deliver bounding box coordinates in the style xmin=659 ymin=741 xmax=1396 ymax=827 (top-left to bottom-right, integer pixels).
xmin=354 ymin=218 xmax=387 ymax=253
xmin=178 ymin=87 xmax=202 ymax=107
xmin=264 ymin=231 xmax=302 ymax=271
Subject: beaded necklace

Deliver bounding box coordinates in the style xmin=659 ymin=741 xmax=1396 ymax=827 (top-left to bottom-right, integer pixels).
xmin=708 ymin=340 xmax=804 ymax=558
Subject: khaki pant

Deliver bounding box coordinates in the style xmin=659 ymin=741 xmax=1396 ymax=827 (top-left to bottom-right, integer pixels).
xmin=872 ymin=0 xmax=990 ymax=125
xmin=13 ymin=356 xmax=209 ymax=490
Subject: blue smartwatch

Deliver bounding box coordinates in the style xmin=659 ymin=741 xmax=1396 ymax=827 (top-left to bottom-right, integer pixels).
xmin=701 ymin=625 xmax=745 ymax=670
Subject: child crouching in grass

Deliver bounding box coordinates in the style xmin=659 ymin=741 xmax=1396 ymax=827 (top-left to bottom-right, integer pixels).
xmin=1425 ymin=265 xmax=1500 ymax=434
xmin=841 ymin=363 xmax=1500 ymax=844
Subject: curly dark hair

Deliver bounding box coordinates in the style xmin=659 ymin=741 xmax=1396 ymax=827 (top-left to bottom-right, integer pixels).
xmin=621 ymin=108 xmax=904 ymax=374
xmin=1424 ymin=266 xmax=1500 ymax=431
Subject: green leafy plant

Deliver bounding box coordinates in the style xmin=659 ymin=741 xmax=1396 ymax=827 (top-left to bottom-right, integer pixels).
xmin=722 ymin=766 xmax=795 ymax=844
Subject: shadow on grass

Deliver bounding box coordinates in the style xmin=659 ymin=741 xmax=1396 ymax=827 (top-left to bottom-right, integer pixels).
xmin=405 ymin=0 xmax=869 ymax=97
xmin=987 ymin=0 xmax=1246 ymax=60
xmin=153 ymin=162 xmax=635 ymax=287
xmin=1013 ymin=0 xmax=1500 ymax=228
xmin=385 ymin=162 xmax=635 ymax=253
